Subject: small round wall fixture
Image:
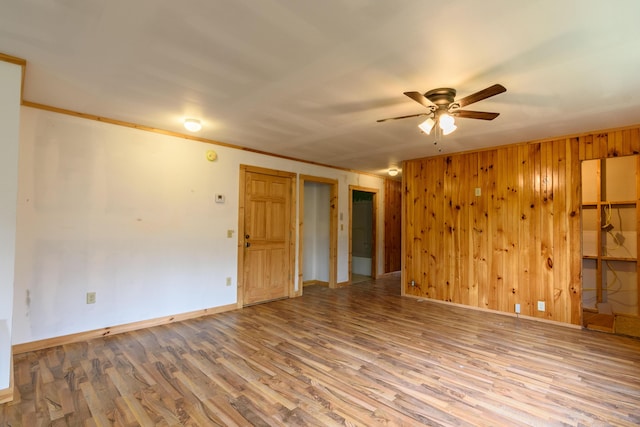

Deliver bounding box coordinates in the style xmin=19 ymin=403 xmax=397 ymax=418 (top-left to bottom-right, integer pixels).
xmin=184 ymin=118 xmax=202 ymax=132
xmin=206 ymin=150 xmax=217 ymax=162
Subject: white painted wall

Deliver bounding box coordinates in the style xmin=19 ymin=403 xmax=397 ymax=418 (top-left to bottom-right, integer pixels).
xmin=352 ymin=256 xmax=372 ymax=275
xmin=0 ymin=61 xmax=21 ymax=390
xmin=303 ymin=182 xmax=330 ymax=282
xmin=13 ymin=107 xmax=386 ymax=345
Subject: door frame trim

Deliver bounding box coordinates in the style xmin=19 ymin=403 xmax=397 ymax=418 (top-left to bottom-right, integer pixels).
xmin=237 ymin=164 xmax=297 ymax=308
xmin=349 ymin=185 xmax=379 ymax=283
xmin=298 ymin=175 xmax=339 ymax=293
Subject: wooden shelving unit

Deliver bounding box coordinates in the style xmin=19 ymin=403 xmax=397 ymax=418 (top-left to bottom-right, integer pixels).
xmin=581 ymin=156 xmax=640 ymax=334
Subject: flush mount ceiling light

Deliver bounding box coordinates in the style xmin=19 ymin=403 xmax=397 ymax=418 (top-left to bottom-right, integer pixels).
xmin=388 ymin=168 xmax=399 ymax=177
xmin=183 ymin=118 xmax=202 ymax=132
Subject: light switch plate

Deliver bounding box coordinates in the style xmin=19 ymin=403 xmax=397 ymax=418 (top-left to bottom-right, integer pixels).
xmin=86 ymin=292 xmax=96 ymax=304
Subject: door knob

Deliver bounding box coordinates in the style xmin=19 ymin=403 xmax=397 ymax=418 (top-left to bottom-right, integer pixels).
xmin=245 ymin=242 xmax=251 ymax=248
xmin=245 ymin=234 xmax=250 ymax=239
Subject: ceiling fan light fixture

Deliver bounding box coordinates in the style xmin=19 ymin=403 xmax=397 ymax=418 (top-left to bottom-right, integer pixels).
xmin=439 ymin=113 xmax=454 ymax=129
xmin=378 ymin=84 xmax=505 ymax=142
xmin=184 ymin=118 xmax=202 ymax=132
xmin=442 ymin=124 xmax=457 ymax=136
xmin=439 ymin=114 xmax=457 ymax=135
xmin=418 ymin=117 xmax=435 ymax=134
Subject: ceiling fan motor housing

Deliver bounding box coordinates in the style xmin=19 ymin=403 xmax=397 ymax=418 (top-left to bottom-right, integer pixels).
xmin=424 ymin=88 xmax=457 ymax=106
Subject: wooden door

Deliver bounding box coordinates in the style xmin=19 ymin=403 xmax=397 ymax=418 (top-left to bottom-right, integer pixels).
xmin=242 ymin=168 xmax=293 ymax=305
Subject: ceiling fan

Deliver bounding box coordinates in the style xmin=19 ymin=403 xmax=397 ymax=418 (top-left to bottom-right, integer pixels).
xmin=377 ymin=84 xmax=506 ymax=136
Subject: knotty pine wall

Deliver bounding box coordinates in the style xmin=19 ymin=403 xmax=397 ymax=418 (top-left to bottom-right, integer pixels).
xmin=384 ymin=179 xmax=401 ymax=273
xmin=403 ymin=125 xmax=640 ymax=326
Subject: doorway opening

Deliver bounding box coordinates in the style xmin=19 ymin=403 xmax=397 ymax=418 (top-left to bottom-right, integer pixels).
xmin=299 ymin=175 xmax=338 ymax=291
xmin=350 ymin=186 xmax=378 ymax=284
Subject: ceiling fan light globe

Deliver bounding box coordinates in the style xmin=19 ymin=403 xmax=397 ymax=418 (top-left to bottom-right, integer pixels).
xmin=418 ymin=117 xmax=435 ymax=134
xmin=442 ymin=124 xmax=457 ymax=136
xmin=439 ymin=113 xmax=455 ymax=129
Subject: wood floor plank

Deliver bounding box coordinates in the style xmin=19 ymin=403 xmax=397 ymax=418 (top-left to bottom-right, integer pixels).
xmin=2 ymin=273 xmax=640 ymax=425
xmin=78 ymin=381 xmax=112 ymax=427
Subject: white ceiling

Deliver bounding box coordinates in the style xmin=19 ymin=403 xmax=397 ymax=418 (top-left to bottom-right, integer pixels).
xmin=2 ymin=1 xmax=640 ymax=176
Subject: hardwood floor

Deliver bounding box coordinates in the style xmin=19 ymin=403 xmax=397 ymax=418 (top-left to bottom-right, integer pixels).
xmin=350 ymin=273 xmax=370 ymax=284
xmin=2 ymin=273 xmax=640 ymax=426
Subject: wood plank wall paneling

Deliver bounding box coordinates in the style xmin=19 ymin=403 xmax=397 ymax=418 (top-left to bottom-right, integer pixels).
xmin=384 ymin=179 xmax=402 ymax=273
xmin=403 ymin=125 xmax=640 ymax=325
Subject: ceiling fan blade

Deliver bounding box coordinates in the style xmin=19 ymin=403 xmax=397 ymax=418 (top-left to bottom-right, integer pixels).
xmin=452 ymin=110 xmax=500 ymax=120
xmin=455 ymin=84 xmax=506 ymax=108
xmin=377 ymin=112 xmax=430 ymax=123
xmin=404 ymin=91 xmax=435 ymax=109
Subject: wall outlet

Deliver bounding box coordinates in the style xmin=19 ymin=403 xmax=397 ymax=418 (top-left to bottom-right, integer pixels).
xmin=86 ymin=292 xmax=96 ymax=304
xmin=515 ymin=303 xmax=521 ymax=314
xmin=410 ymin=280 xmax=415 ymax=287
xmin=227 ymin=229 xmax=234 ymax=238
xmin=475 ymin=187 xmax=481 ymax=197
xmin=537 ymin=300 xmax=545 ymax=311
xmin=226 ymin=277 xmax=232 ymax=286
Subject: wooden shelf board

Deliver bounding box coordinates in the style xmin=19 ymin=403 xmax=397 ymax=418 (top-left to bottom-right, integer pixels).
xmin=601 ymin=256 xmax=637 ymax=262
xmin=582 ymin=200 xmax=637 ymax=207
xmin=582 ymin=255 xmax=636 ymax=262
